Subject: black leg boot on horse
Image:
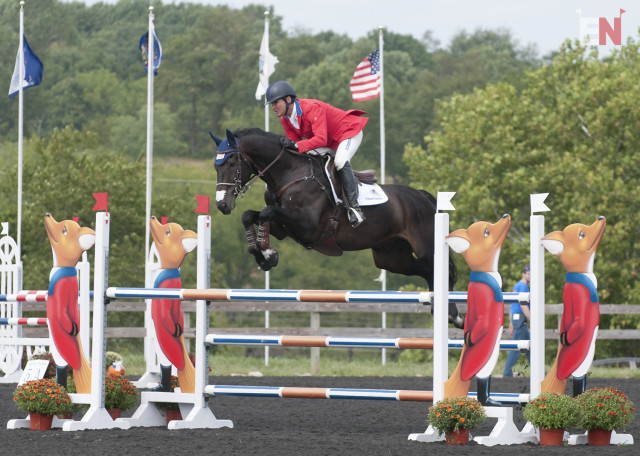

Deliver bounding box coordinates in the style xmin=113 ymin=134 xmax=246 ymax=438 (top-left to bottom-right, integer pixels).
xmin=338 ymin=162 xmax=366 ymax=228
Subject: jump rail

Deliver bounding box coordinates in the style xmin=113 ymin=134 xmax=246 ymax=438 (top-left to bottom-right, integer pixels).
xmin=106 ymin=287 xmax=529 ymax=305
xmin=205 ymin=334 xmax=530 ymax=351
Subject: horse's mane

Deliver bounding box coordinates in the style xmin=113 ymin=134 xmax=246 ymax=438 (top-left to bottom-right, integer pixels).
xmin=234 ymin=128 xmax=280 ymax=142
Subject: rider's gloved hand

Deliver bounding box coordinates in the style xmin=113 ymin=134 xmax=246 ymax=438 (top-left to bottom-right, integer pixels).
xmin=281 ymin=136 xmax=298 ymax=151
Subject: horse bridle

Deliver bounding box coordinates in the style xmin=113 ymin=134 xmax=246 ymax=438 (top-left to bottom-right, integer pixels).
xmin=216 ymin=137 xmax=287 ymax=199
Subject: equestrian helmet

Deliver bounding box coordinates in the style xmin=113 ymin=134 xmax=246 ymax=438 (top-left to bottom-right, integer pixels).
xmin=265 ymin=80 xmax=296 ymax=105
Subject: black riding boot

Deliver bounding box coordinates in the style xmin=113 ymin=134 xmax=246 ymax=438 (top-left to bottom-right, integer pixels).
xmin=338 ymin=162 xmax=365 ymax=228
xmin=477 ymin=376 xmax=501 ymax=406
xmin=573 ymin=375 xmax=587 ymax=397
xmin=56 ymin=365 xmax=68 ymax=389
xmin=152 ymin=365 xmax=173 ymax=392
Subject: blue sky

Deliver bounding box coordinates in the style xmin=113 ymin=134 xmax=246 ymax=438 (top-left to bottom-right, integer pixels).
xmin=75 ymin=1 xmax=637 ymax=56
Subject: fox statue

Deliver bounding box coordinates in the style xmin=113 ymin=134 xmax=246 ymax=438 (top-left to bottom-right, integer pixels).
xmin=44 ymin=214 xmax=95 ymax=394
xmin=444 ymin=214 xmax=511 ymax=406
xmin=541 ymin=216 xmax=606 ymax=396
xmin=149 ymin=216 xmax=197 ymax=393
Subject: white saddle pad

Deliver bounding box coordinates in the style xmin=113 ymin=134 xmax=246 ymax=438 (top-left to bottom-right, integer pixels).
xmin=357 ymin=182 xmax=388 ymax=206
xmin=322 ymin=157 xmax=388 ymax=206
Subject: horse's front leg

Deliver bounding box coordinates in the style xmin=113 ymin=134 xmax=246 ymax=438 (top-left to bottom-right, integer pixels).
xmin=242 ymin=210 xmax=279 ymax=271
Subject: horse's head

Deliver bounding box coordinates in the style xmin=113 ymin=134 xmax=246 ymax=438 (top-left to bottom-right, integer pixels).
xmin=211 ymin=129 xmax=252 ymax=214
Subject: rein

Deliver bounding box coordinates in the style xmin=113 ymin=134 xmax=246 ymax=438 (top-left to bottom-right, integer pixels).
xmin=216 ymin=137 xmax=287 ymax=199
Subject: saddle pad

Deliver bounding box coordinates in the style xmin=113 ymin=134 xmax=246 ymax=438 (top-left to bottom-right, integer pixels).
xmin=357 ymin=182 xmax=388 ymax=206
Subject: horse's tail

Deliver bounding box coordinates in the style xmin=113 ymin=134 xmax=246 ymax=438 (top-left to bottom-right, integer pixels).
xmin=420 ymin=190 xmax=458 ymax=288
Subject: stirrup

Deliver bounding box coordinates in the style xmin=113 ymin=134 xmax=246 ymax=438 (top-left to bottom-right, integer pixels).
xmin=348 ymin=207 xmax=365 ymax=228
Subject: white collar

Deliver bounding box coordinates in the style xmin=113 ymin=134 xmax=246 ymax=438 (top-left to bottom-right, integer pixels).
xmin=286 ymin=100 xmax=301 ymax=129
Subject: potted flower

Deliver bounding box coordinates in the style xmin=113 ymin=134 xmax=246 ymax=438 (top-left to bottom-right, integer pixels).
xmin=427 ymin=396 xmax=487 ymax=444
xmin=155 ymin=375 xmax=182 ymax=424
xmin=523 ymin=392 xmax=577 ymax=445
xmin=13 ymin=378 xmax=74 ymax=430
xmin=105 ymin=351 xmax=123 ymax=368
xmin=575 ymin=387 xmax=635 ymax=445
xmin=104 ymin=373 xmax=139 ymax=419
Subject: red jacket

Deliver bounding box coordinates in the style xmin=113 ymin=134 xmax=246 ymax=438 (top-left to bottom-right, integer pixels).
xmin=281 ymin=99 xmax=368 ymax=153
xmin=47 ymin=271 xmax=82 ymax=369
xmin=460 ymin=280 xmax=504 ymax=380
xmin=556 ymin=280 xmax=599 ymax=379
xmin=152 ymin=273 xmax=186 ymax=369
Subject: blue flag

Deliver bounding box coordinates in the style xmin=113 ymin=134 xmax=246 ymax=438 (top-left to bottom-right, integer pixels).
xmin=8 ymin=36 xmax=43 ymax=98
xmin=139 ymin=25 xmax=162 ymax=76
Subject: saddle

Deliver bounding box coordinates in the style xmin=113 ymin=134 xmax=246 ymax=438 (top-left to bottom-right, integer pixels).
xmin=324 ymin=157 xmax=377 ymax=202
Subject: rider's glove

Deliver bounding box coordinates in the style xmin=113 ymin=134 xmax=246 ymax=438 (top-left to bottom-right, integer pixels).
xmin=281 ymin=136 xmax=298 ymax=151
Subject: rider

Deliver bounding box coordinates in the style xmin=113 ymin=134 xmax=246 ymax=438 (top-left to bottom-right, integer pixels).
xmin=265 ymin=80 xmax=368 ymax=228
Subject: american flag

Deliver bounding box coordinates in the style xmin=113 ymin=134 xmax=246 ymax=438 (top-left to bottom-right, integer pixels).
xmin=350 ymin=49 xmax=381 ymax=102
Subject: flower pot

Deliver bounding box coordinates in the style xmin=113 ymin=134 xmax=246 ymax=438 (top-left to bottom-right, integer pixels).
xmin=107 ymin=408 xmax=122 ymax=420
xmin=587 ymin=428 xmax=612 ymax=446
xmin=56 ymin=412 xmax=74 ymax=420
xmin=29 ymin=412 xmax=53 ymax=431
xmin=165 ymin=409 xmax=182 ymax=424
xmin=445 ymin=428 xmax=469 ymax=445
xmin=539 ymin=428 xmax=564 ymax=446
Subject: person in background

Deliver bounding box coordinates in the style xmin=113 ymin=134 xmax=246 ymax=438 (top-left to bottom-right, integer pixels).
xmin=503 ymin=265 xmax=531 ymax=377
xmin=265 ymin=80 xmax=368 ymax=228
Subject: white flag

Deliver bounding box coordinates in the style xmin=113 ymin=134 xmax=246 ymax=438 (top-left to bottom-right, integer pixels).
xmin=255 ymin=26 xmax=278 ymax=100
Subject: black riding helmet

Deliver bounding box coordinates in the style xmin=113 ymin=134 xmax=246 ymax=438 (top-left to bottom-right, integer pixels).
xmin=265 ymin=80 xmax=296 ymax=105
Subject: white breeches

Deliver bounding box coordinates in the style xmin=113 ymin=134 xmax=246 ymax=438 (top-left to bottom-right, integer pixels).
xmin=334 ymin=130 xmax=363 ymax=170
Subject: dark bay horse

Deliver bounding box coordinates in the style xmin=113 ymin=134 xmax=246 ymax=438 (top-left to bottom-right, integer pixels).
xmin=212 ymin=128 xmax=463 ymax=328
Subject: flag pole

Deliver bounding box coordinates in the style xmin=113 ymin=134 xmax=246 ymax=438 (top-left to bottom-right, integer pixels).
xmin=378 ymin=26 xmax=387 ymax=365
xmin=17 ymin=1 xmax=25 ymax=263
xmin=264 ymin=10 xmax=270 ymax=132
xmin=145 ymin=5 xmax=155 ymax=264
xmin=263 ymin=10 xmax=271 ymax=367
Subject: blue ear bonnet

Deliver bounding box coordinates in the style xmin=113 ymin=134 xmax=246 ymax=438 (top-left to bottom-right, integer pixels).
xmin=214 ymin=139 xmax=238 ymax=166
xmin=211 ymin=129 xmax=240 ymax=166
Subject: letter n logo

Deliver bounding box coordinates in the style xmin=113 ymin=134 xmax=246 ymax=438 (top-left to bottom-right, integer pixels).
xmin=599 ymin=9 xmax=626 ymax=45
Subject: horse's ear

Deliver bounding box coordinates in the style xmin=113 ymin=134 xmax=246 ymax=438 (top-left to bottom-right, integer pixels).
xmin=226 ymin=129 xmax=238 ymax=149
xmin=209 ymin=131 xmax=223 ymax=146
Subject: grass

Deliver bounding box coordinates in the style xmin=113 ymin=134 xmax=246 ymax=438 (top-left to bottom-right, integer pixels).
xmin=117 ymin=349 xmax=640 ymax=378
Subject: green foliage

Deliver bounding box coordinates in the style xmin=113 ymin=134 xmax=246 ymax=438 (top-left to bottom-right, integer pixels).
xmin=405 ymin=39 xmax=640 ymax=309
xmin=427 ymin=396 xmax=487 ymax=435
xmin=523 ymin=392 xmax=578 ymax=430
xmin=575 ymin=387 xmax=635 ymax=431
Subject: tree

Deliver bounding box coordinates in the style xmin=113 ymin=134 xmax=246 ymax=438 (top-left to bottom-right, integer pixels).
xmin=404 ymin=39 xmax=640 ymax=356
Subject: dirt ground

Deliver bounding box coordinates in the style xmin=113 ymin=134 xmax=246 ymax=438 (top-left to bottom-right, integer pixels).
xmin=1 ymin=376 xmax=637 ymax=455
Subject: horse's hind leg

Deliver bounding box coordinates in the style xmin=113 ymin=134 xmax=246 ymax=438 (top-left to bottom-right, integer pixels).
xmin=241 ymin=210 xmax=279 ymax=271
xmin=372 ymin=240 xmax=464 ymax=329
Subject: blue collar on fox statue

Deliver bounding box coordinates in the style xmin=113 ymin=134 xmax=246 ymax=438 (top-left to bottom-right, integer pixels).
xmin=214 ymin=137 xmax=240 ymax=166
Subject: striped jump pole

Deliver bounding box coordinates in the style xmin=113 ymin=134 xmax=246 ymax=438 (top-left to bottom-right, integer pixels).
xmin=106 ymin=287 xmax=529 ymax=304
xmin=0 ymin=318 xmax=47 ymax=326
xmin=205 ymin=334 xmax=530 ymax=352
xmin=106 ymin=287 xmax=434 ymax=303
xmin=205 ymin=385 xmax=433 ymax=402
xmin=0 ymin=291 xmax=48 ymax=302
xmin=0 ymin=291 xmax=94 ymax=302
